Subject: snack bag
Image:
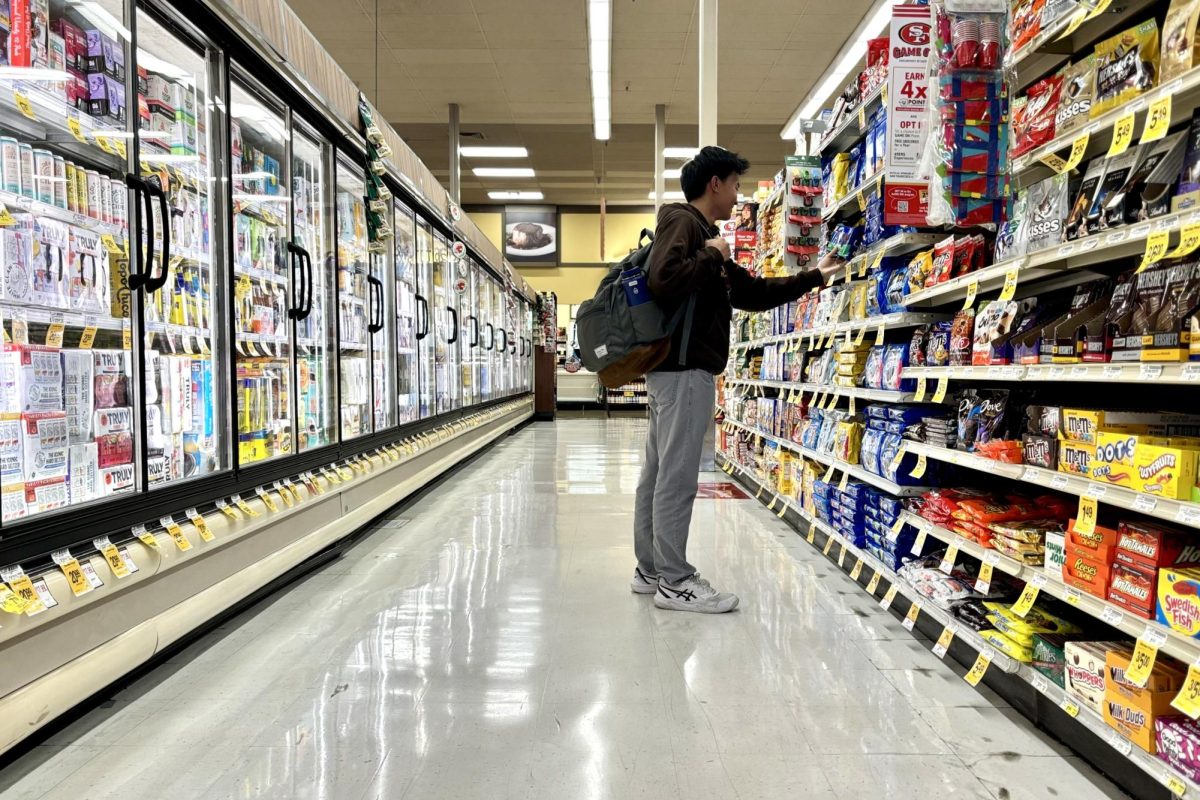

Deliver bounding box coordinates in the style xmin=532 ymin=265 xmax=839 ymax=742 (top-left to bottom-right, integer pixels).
xmin=1092 ymin=20 xmax=1161 ymax=117
xmin=1013 ymin=73 xmax=1062 ymax=157
xmin=1056 ymin=55 xmax=1096 ymax=136
xmin=1163 ymin=0 xmax=1200 ymax=84
xmin=1021 ymin=172 xmax=1068 ymax=253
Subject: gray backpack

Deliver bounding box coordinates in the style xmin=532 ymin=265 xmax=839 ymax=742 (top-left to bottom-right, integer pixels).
xmin=576 ymin=229 xmax=696 ymax=389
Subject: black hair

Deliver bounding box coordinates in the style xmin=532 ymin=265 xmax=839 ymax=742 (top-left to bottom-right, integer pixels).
xmin=680 ymin=146 xmax=750 ymax=201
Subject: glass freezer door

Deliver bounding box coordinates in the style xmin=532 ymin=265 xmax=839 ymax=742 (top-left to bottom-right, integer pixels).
xmin=0 ymin=0 xmax=142 ymax=523
xmin=136 ymin=5 xmax=227 ymax=491
xmin=473 ymin=264 xmax=490 ymax=403
xmin=414 ymin=220 xmax=434 ymax=418
xmin=457 ymin=252 xmax=476 ymax=407
xmin=394 ymin=201 xmax=418 ymax=424
xmin=369 ymin=226 xmax=394 ymax=432
xmin=432 ymin=232 xmax=459 ymax=413
xmin=229 ymin=71 xmax=291 ymax=465
xmin=335 ymin=157 xmax=369 ymax=440
xmin=291 ymin=124 xmax=335 ymax=451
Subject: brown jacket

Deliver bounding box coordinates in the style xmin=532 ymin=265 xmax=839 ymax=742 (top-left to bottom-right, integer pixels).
xmin=647 ymin=202 xmax=824 ymax=374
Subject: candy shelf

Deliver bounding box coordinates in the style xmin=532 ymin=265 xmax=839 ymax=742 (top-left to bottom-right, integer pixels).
xmin=902 ymin=441 xmax=1200 ymax=531
xmin=723 ymin=452 xmax=1200 ymax=799
xmin=724 ymin=377 xmax=923 ymax=404
xmin=826 ymin=232 xmax=946 ymax=287
xmin=904 ymin=363 xmax=1200 ymax=386
xmin=1007 ymin=2 xmax=1145 ymax=90
xmin=823 ymin=170 xmax=882 ymax=223
xmin=731 ymin=311 xmax=948 ymax=350
xmin=902 ymin=512 xmax=1200 ymax=677
xmin=901 ymin=211 xmax=1199 ymax=309
xmin=820 ymin=81 xmax=886 ymax=155
xmin=1013 ymin=66 xmax=1200 ymax=175
xmin=723 ymin=416 xmax=928 ymax=497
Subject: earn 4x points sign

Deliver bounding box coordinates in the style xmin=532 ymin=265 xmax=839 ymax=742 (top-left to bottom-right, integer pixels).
xmin=884 ymin=3 xmax=932 ymax=227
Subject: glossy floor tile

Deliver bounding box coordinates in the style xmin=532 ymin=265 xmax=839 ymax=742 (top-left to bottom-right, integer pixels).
xmin=0 ymin=419 xmax=1130 ymax=800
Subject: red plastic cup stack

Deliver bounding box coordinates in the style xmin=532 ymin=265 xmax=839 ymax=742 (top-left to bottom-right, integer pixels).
xmin=952 ymin=17 xmax=980 ymax=69
xmin=979 ymin=19 xmax=1001 ymax=70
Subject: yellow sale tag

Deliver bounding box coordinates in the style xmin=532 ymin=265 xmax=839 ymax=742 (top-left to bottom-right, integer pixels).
xmin=850 ymin=558 xmax=864 ymax=581
xmin=13 ymin=90 xmax=35 ymax=119
xmin=1076 ymin=495 xmax=1098 ymax=536
xmin=838 ymin=543 xmax=847 ymax=568
xmin=7 ymin=575 xmax=44 ymax=615
xmin=276 ymin=483 xmax=295 ymax=508
xmin=0 ymin=585 xmax=28 ymax=615
xmin=1012 ymin=582 xmax=1041 ymax=618
xmin=78 ymin=326 xmax=98 ymax=349
xmin=1167 ymin=776 xmax=1187 ymax=796
xmin=101 ymin=544 xmax=129 ymax=577
xmin=66 ymin=115 xmax=87 ymax=143
xmin=11 ymin=317 xmax=28 ymax=345
xmin=914 ymin=375 xmax=928 ymax=402
xmin=1171 ymin=664 xmax=1200 ymax=718
xmin=977 ymin=561 xmax=995 ymax=592
xmin=1084 ymin=0 xmax=1114 ymax=20
xmin=875 ymin=322 xmax=886 ymax=346
xmin=823 ymin=536 xmax=835 ymax=556
xmin=59 ymin=559 xmax=91 ymax=597
xmin=849 ymin=394 xmax=856 ymax=415
xmin=216 ymin=500 xmax=242 ymax=521
xmin=114 ymin=139 xmax=126 ymax=158
xmin=931 ymin=376 xmax=948 ymax=404
xmin=767 ymin=496 xmax=777 ymax=511
xmin=755 ymin=486 xmax=763 ymax=500
xmin=1039 ymin=152 xmax=1068 ymax=172
xmin=1142 ymin=94 xmax=1172 ymax=144
xmin=187 ymin=511 xmax=214 ymax=542
xmin=1125 ymin=638 xmax=1160 ymax=689
xmin=777 ymin=503 xmax=787 ymax=518
xmin=136 ymin=530 xmax=159 ymax=549
xmin=257 ymin=489 xmax=279 ymax=513
xmin=964 ymin=651 xmax=992 ymax=686
xmin=903 ymin=602 xmax=921 ymax=630
xmin=866 ymin=570 xmax=882 ymax=594
xmin=844 ymin=262 xmax=852 ymax=284
xmin=233 ymin=495 xmax=260 ymax=518
xmin=807 ymin=524 xmax=816 ymax=544
xmin=858 ymin=105 xmax=867 ymax=130
xmin=934 ymin=626 xmax=955 ymax=658
xmin=45 ymin=322 xmax=64 ymax=347
xmin=823 ymin=463 xmax=836 ymax=483
xmin=913 ymin=529 xmax=928 ymax=555
xmin=121 ymin=324 xmax=131 ymax=350
xmin=940 ymin=544 xmax=960 ymax=574
xmin=856 ymin=190 xmax=867 ymax=212
xmin=963 ymin=281 xmax=978 ymax=310
xmin=0 ymin=203 xmax=14 ymax=227
xmin=854 ymin=325 xmax=867 ymax=346
xmin=910 ymin=453 xmax=928 ymax=479
xmin=838 ymin=470 xmax=850 ymax=493
xmin=999 ymin=267 xmax=1020 ymax=302
xmin=1061 ymin=133 xmax=1089 ymax=173
xmin=881 ymin=584 xmax=899 ymax=609
xmin=1108 ymin=114 xmax=1135 ymax=158
xmin=1139 ymin=230 xmax=1171 ymax=272
xmin=323 ymin=467 xmax=342 ymax=484
xmin=1171 ymin=223 xmax=1200 ymax=259
xmin=1061 ymin=698 xmax=1081 ymax=718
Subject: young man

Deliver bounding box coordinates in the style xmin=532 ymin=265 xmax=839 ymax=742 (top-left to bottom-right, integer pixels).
xmin=633 ymin=146 xmax=840 ymax=613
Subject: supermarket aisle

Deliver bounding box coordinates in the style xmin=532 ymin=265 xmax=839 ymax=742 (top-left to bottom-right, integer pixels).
xmin=0 ymin=419 xmax=1127 ymax=800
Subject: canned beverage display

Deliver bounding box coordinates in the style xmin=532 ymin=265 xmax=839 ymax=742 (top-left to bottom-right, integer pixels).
xmin=110 ymin=178 xmax=127 ymax=229
xmin=73 ymin=164 xmax=89 ymax=217
xmin=52 ymin=156 xmax=67 ymax=209
xmin=99 ymin=173 xmax=113 ymax=224
xmin=32 ymin=149 xmax=54 ymax=205
xmin=0 ymin=137 xmax=19 ymax=195
xmin=65 ymin=163 xmax=79 ymax=212
xmin=18 ymin=143 xmax=34 ymax=200
xmin=86 ymin=170 xmax=104 ymax=221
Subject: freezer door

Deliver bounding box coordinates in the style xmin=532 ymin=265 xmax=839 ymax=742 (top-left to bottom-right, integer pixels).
xmin=474 ymin=265 xmax=491 ymax=402
xmin=370 ymin=222 xmax=395 ymax=432
xmin=459 ymin=259 xmax=478 ymax=407
xmin=291 ymin=124 xmax=336 ymax=451
xmin=394 ymin=201 xmax=419 ymax=424
xmin=415 ymin=221 xmax=435 ymax=418
xmin=432 ymin=232 xmax=460 ymax=413
xmin=135 ymin=4 xmax=229 ymax=493
xmin=334 ymin=157 xmax=370 ymax=440
xmin=229 ymin=70 xmax=292 ymax=466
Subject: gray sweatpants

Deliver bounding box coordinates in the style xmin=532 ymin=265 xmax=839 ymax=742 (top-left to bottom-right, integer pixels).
xmin=634 ymin=369 xmax=715 ymax=585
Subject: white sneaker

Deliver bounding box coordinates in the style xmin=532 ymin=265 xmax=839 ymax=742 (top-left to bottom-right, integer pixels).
xmin=654 ymin=574 xmax=739 ymax=613
xmin=631 ymin=567 xmax=659 ymax=594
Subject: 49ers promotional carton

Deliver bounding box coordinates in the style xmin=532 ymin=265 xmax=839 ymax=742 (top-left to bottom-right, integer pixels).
xmin=1157 ymin=567 xmax=1200 ymax=638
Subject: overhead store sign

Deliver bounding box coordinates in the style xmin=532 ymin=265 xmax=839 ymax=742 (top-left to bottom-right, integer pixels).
xmin=884 ymin=3 xmax=931 ymax=226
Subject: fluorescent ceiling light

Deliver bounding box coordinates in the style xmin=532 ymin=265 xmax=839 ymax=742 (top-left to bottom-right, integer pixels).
xmin=473 ymin=167 xmax=535 ymax=178
xmin=664 ymin=168 xmax=682 ymax=179
xmin=649 ymin=191 xmax=686 ymax=201
xmin=461 ymin=146 xmax=529 ymax=158
xmin=588 ymin=0 xmax=612 ymax=141
xmin=488 ymin=191 xmax=544 ymax=201
xmin=779 ymin=0 xmax=892 ymax=139
xmin=663 ymin=147 xmax=698 ymax=159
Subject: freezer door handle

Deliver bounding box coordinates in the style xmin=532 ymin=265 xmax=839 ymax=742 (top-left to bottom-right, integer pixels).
xmin=499 ymin=328 xmax=507 ymax=351
xmin=124 ymin=175 xmax=153 ymax=291
xmin=367 ymin=275 xmax=384 ymax=333
xmin=469 ymin=315 xmax=479 ymax=347
xmin=143 ymin=179 xmax=170 ymax=293
xmin=415 ymin=294 xmax=430 ymax=339
xmin=446 ymin=306 xmax=458 ymax=344
xmin=286 ymin=242 xmax=309 ymax=320
xmin=486 ymin=322 xmax=494 ymax=350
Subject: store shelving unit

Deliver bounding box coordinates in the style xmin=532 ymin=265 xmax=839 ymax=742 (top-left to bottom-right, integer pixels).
xmin=731 ymin=311 xmax=948 ymax=350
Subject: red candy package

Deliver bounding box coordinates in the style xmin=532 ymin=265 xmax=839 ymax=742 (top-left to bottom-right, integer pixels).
xmin=1013 ymin=74 xmax=1062 ymax=157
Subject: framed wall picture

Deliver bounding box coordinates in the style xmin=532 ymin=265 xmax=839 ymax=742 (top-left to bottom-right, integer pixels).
xmin=504 ymin=205 xmax=559 ymax=263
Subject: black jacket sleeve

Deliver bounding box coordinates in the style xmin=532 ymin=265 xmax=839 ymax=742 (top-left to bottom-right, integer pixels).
xmin=726 ymin=264 xmax=825 ymax=312
xmin=647 ymin=212 xmax=725 ymax=302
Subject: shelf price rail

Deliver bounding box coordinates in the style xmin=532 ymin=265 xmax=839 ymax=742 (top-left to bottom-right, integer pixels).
xmin=717 ymin=450 xmax=1200 ymax=800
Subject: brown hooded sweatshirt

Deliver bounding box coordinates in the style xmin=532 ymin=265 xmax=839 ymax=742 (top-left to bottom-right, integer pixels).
xmin=646 ymin=202 xmax=825 ymax=374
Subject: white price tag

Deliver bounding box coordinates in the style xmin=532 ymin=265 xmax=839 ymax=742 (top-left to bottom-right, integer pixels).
xmin=1022 ymin=466 xmax=1040 ymax=482
xmin=1050 ymin=475 xmax=1070 ymax=490
xmin=1032 ymin=673 xmax=1049 ymax=694
xmin=1084 ymin=484 xmax=1107 ymax=499
xmin=1049 ymin=366 xmax=1067 ymax=379
xmin=1080 ymin=237 xmax=1101 ymax=252
xmin=1106 ymin=728 xmax=1133 ymax=757
xmin=1140 ymin=364 xmax=1165 ymax=380
xmin=1101 ymin=606 xmax=1126 ymax=627
xmin=1031 ymin=574 xmax=1049 ymax=589
xmin=1183 ymin=363 xmax=1200 ymax=382
xmin=1178 ymin=505 xmax=1200 ymax=527
xmin=1057 ymin=243 xmax=1077 ymax=257
xmin=1134 ymin=494 xmax=1158 ymax=513
xmin=1071 ymin=365 xmax=1089 ymax=377
xmin=1103 ymin=365 xmax=1124 ymax=379
xmin=1144 ymin=626 xmax=1169 ymax=649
